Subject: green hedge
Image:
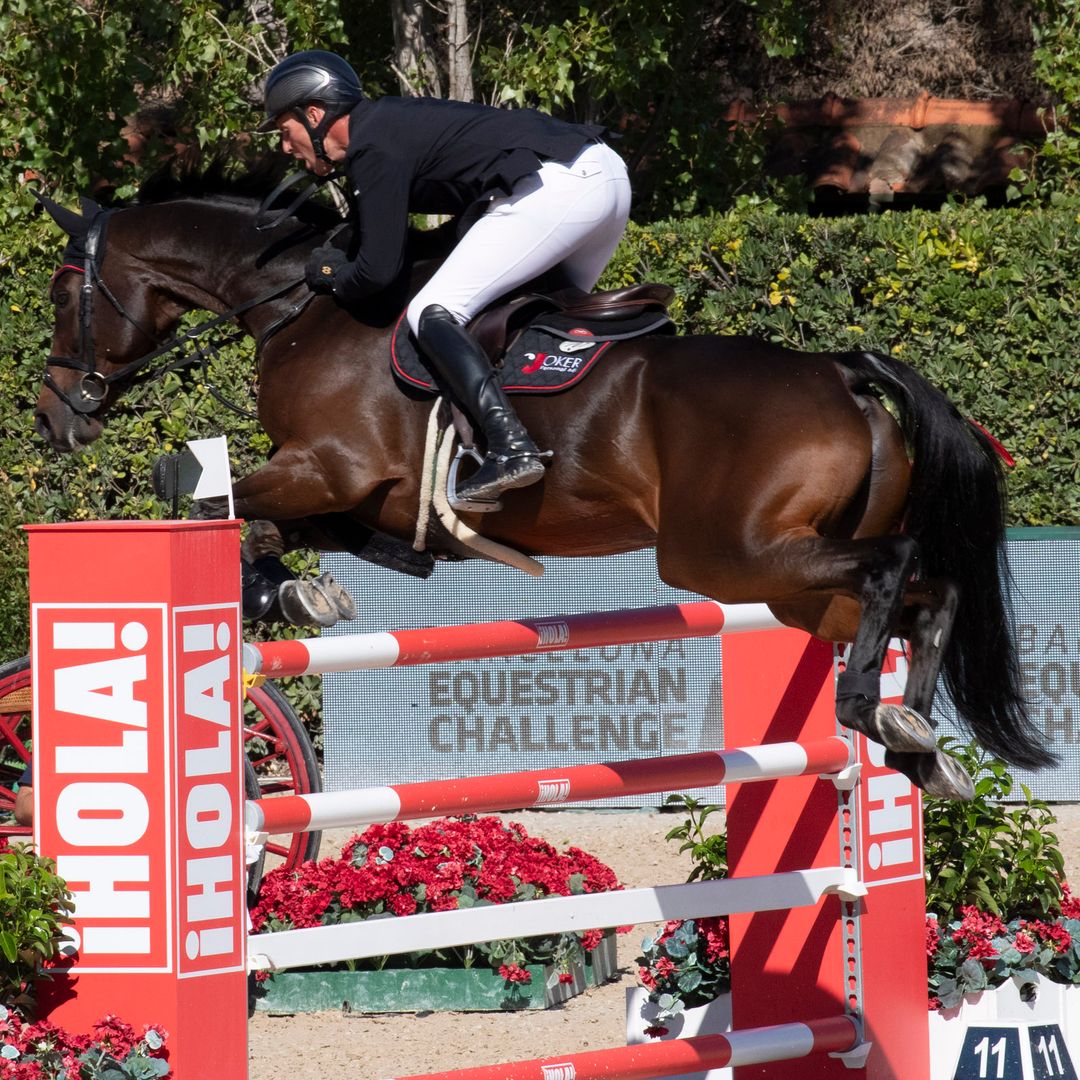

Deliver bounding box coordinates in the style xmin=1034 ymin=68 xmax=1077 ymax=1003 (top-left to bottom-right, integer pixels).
xmin=2 ymin=197 xmax=1078 ymax=663
xmin=607 ymin=201 xmax=1080 ymax=532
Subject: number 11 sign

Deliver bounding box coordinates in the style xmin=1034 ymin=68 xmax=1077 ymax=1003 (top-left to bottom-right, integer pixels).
xmin=951 ymin=1024 xmax=1077 ymax=1080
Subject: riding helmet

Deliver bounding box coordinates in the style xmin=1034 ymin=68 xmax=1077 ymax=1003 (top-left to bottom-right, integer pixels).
xmin=257 ymin=50 xmax=363 ymax=131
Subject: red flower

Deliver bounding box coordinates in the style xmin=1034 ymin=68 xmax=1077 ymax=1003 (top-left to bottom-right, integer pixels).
xmin=644 ymin=1025 xmax=669 ymax=1039
xmin=558 ymin=972 xmax=574 ymax=984
xmin=1061 ymin=883 xmax=1080 ymax=920
xmin=1023 ymin=920 xmax=1072 ymax=954
xmin=580 ymin=928 xmax=605 ymax=951
xmin=925 ymin=915 xmax=940 ymax=958
xmin=1013 ymin=931 xmax=1036 ymax=955
xmin=951 ymin=907 xmax=1007 ymax=948
xmin=498 ymin=963 xmax=532 ymax=984
xmin=968 ymin=938 xmax=999 ymax=961
xmin=389 ymin=893 xmax=417 ymax=917
xmin=90 ymin=1014 xmax=137 ymax=1058
xmin=699 ymin=916 xmax=729 ymax=963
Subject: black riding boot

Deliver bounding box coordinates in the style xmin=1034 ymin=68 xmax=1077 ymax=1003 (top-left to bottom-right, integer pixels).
xmin=417 ymin=304 xmax=549 ymax=508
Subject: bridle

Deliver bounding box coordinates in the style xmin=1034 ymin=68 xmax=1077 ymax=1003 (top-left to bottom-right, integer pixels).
xmin=43 ymin=209 xmax=310 ymax=418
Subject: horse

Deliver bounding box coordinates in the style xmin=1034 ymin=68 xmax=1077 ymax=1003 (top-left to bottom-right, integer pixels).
xmin=29 ymin=160 xmax=1055 ymax=801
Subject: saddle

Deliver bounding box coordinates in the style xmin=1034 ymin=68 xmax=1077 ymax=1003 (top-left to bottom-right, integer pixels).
xmin=391 ymin=282 xmax=676 ymax=395
xmin=469 ymin=283 xmax=676 ymax=361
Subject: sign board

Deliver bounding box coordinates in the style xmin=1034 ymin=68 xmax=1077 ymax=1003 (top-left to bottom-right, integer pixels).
xmin=932 ymin=529 xmax=1080 ymax=801
xmin=321 ymin=550 xmax=724 ymax=804
xmin=28 ymin=521 xmax=248 ymax=1078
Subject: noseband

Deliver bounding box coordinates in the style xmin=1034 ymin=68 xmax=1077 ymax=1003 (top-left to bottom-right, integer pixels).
xmin=44 ymin=213 xmax=121 ymax=414
xmin=43 ymin=210 xmax=308 ymax=417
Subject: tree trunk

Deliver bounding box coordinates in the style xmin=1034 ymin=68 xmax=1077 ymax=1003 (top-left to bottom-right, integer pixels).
xmin=390 ymin=0 xmax=443 ymax=98
xmin=446 ymin=0 xmax=475 ymax=102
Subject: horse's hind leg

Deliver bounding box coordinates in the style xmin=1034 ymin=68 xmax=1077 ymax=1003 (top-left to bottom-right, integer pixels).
xmin=832 ymin=534 xmax=940 ymax=754
xmin=884 ymin=580 xmax=975 ymax=800
xmin=660 ymin=525 xmax=937 ymax=755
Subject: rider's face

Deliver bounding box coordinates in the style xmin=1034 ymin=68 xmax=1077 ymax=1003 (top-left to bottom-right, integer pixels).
xmin=275 ymin=110 xmax=334 ymax=176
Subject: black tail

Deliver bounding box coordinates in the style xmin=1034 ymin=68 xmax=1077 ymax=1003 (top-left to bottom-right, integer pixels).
xmin=838 ymin=351 xmax=1055 ymax=771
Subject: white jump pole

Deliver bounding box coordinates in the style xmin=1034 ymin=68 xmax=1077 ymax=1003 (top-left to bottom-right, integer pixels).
xmin=242 ymin=601 xmax=783 ymax=678
xmin=382 ymin=1015 xmax=862 ymax=1080
xmin=247 ymin=736 xmax=853 ymax=835
xmin=248 ymin=865 xmax=864 ymax=972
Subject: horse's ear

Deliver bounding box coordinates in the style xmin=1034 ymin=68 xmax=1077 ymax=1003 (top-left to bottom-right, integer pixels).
xmin=79 ymin=195 xmax=104 ymax=219
xmin=32 ymin=192 xmax=88 ymax=238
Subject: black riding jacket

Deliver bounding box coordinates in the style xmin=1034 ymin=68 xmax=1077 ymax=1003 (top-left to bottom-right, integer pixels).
xmin=331 ymin=96 xmax=604 ymax=303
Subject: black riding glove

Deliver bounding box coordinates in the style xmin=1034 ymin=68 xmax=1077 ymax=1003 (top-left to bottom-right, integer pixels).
xmin=305 ymin=245 xmax=348 ymax=295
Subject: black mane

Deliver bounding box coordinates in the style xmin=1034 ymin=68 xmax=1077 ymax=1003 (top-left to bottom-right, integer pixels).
xmin=132 ymin=151 xmax=344 ymax=233
xmin=136 ymin=151 xmax=294 ymax=206
xmin=130 ymin=148 xmax=456 ymax=264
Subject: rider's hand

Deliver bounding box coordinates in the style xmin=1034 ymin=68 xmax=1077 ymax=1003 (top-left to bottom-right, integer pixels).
xmin=305 ymin=245 xmax=348 ymax=294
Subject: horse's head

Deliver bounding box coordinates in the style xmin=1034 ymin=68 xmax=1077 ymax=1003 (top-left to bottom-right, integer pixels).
xmin=34 ymin=196 xmax=177 ymax=452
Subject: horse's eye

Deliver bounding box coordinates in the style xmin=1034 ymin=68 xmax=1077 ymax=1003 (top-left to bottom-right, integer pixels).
xmin=52 ymin=291 xmax=69 ymax=309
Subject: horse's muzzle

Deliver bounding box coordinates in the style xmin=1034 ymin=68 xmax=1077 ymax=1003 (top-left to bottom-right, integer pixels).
xmin=33 ymin=403 xmax=102 ymax=452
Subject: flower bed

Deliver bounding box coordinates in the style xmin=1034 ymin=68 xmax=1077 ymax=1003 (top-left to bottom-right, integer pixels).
xmin=927 ymin=890 xmax=1080 ymax=1010
xmin=0 ymin=1006 xmax=169 ymax=1079
xmin=250 ymin=815 xmax=627 ymax=1012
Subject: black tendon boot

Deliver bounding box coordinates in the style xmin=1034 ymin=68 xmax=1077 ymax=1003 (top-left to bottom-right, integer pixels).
xmin=417 ymin=305 xmax=550 ymax=509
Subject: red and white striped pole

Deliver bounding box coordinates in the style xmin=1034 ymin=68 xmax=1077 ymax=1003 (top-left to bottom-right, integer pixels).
xmin=242 ymin=601 xmax=782 ymax=678
xmin=248 ymin=737 xmax=852 ymax=835
xmin=382 ymin=1016 xmax=860 ymax=1080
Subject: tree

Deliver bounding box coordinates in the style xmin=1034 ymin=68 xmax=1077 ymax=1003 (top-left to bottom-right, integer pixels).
xmin=0 ymin=0 xmax=350 ymax=199
xmin=389 ymin=0 xmax=443 ymax=96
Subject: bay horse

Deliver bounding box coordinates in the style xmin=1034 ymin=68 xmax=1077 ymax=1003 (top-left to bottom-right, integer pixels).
xmin=30 ymin=161 xmax=1054 ymax=800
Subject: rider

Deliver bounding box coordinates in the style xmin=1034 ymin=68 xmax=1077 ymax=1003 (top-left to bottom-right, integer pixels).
xmin=258 ymin=50 xmax=631 ymax=508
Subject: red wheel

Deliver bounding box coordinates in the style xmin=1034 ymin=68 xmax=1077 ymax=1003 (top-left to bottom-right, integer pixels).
xmin=244 ymin=678 xmax=322 ymax=873
xmin=0 ymin=657 xmax=32 ymax=844
xmin=0 ymin=656 xmax=321 ymax=874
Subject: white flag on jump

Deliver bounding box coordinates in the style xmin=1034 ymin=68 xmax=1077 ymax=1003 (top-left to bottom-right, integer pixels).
xmin=188 ymin=436 xmax=235 ymax=519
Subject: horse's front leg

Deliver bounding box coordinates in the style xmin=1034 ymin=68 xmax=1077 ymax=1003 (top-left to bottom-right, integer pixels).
xmin=834 ymin=534 xmax=939 ymax=754
xmin=884 ymin=580 xmax=975 ymax=800
xmin=239 ymin=519 xmax=358 ymax=628
xmin=232 ymin=441 xmax=381 ymax=522
xmin=229 ymin=445 xmax=385 ymax=627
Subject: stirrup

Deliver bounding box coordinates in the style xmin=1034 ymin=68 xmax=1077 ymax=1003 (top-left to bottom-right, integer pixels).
xmin=448 ymin=445 xmax=503 ymax=513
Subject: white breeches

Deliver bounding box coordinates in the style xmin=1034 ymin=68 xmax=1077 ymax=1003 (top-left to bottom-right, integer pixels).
xmin=406 ymin=140 xmax=631 ymax=335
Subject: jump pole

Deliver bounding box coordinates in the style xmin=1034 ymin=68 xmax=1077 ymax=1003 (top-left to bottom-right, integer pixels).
xmin=242 ymin=601 xmax=783 ymax=677
xmin=248 ymin=737 xmax=853 ymax=834
xmin=382 ymin=1015 xmax=862 ymax=1080
xmin=27 ymin=520 xmax=249 ymax=1080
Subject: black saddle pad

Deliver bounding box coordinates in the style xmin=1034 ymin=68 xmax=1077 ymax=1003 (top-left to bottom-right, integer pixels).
xmin=391 ymin=309 xmax=672 ymax=394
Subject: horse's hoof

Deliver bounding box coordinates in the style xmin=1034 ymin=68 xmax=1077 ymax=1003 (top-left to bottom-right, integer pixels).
xmin=919 ymin=751 xmax=976 ymax=801
xmin=276 ymin=579 xmax=339 ymax=628
xmin=312 ymin=573 xmax=357 ymax=621
xmin=886 ymin=749 xmax=975 ymax=801
xmin=871 ymin=703 xmax=937 ymax=754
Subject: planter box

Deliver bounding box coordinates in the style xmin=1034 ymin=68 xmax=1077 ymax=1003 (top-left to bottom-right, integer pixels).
xmin=626 ymin=978 xmax=1080 ymax=1078
xmin=255 ymin=932 xmax=617 ymax=1015
xmin=930 ymin=977 xmax=1080 ymax=1080
xmin=625 ymin=987 xmax=733 ymax=1080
